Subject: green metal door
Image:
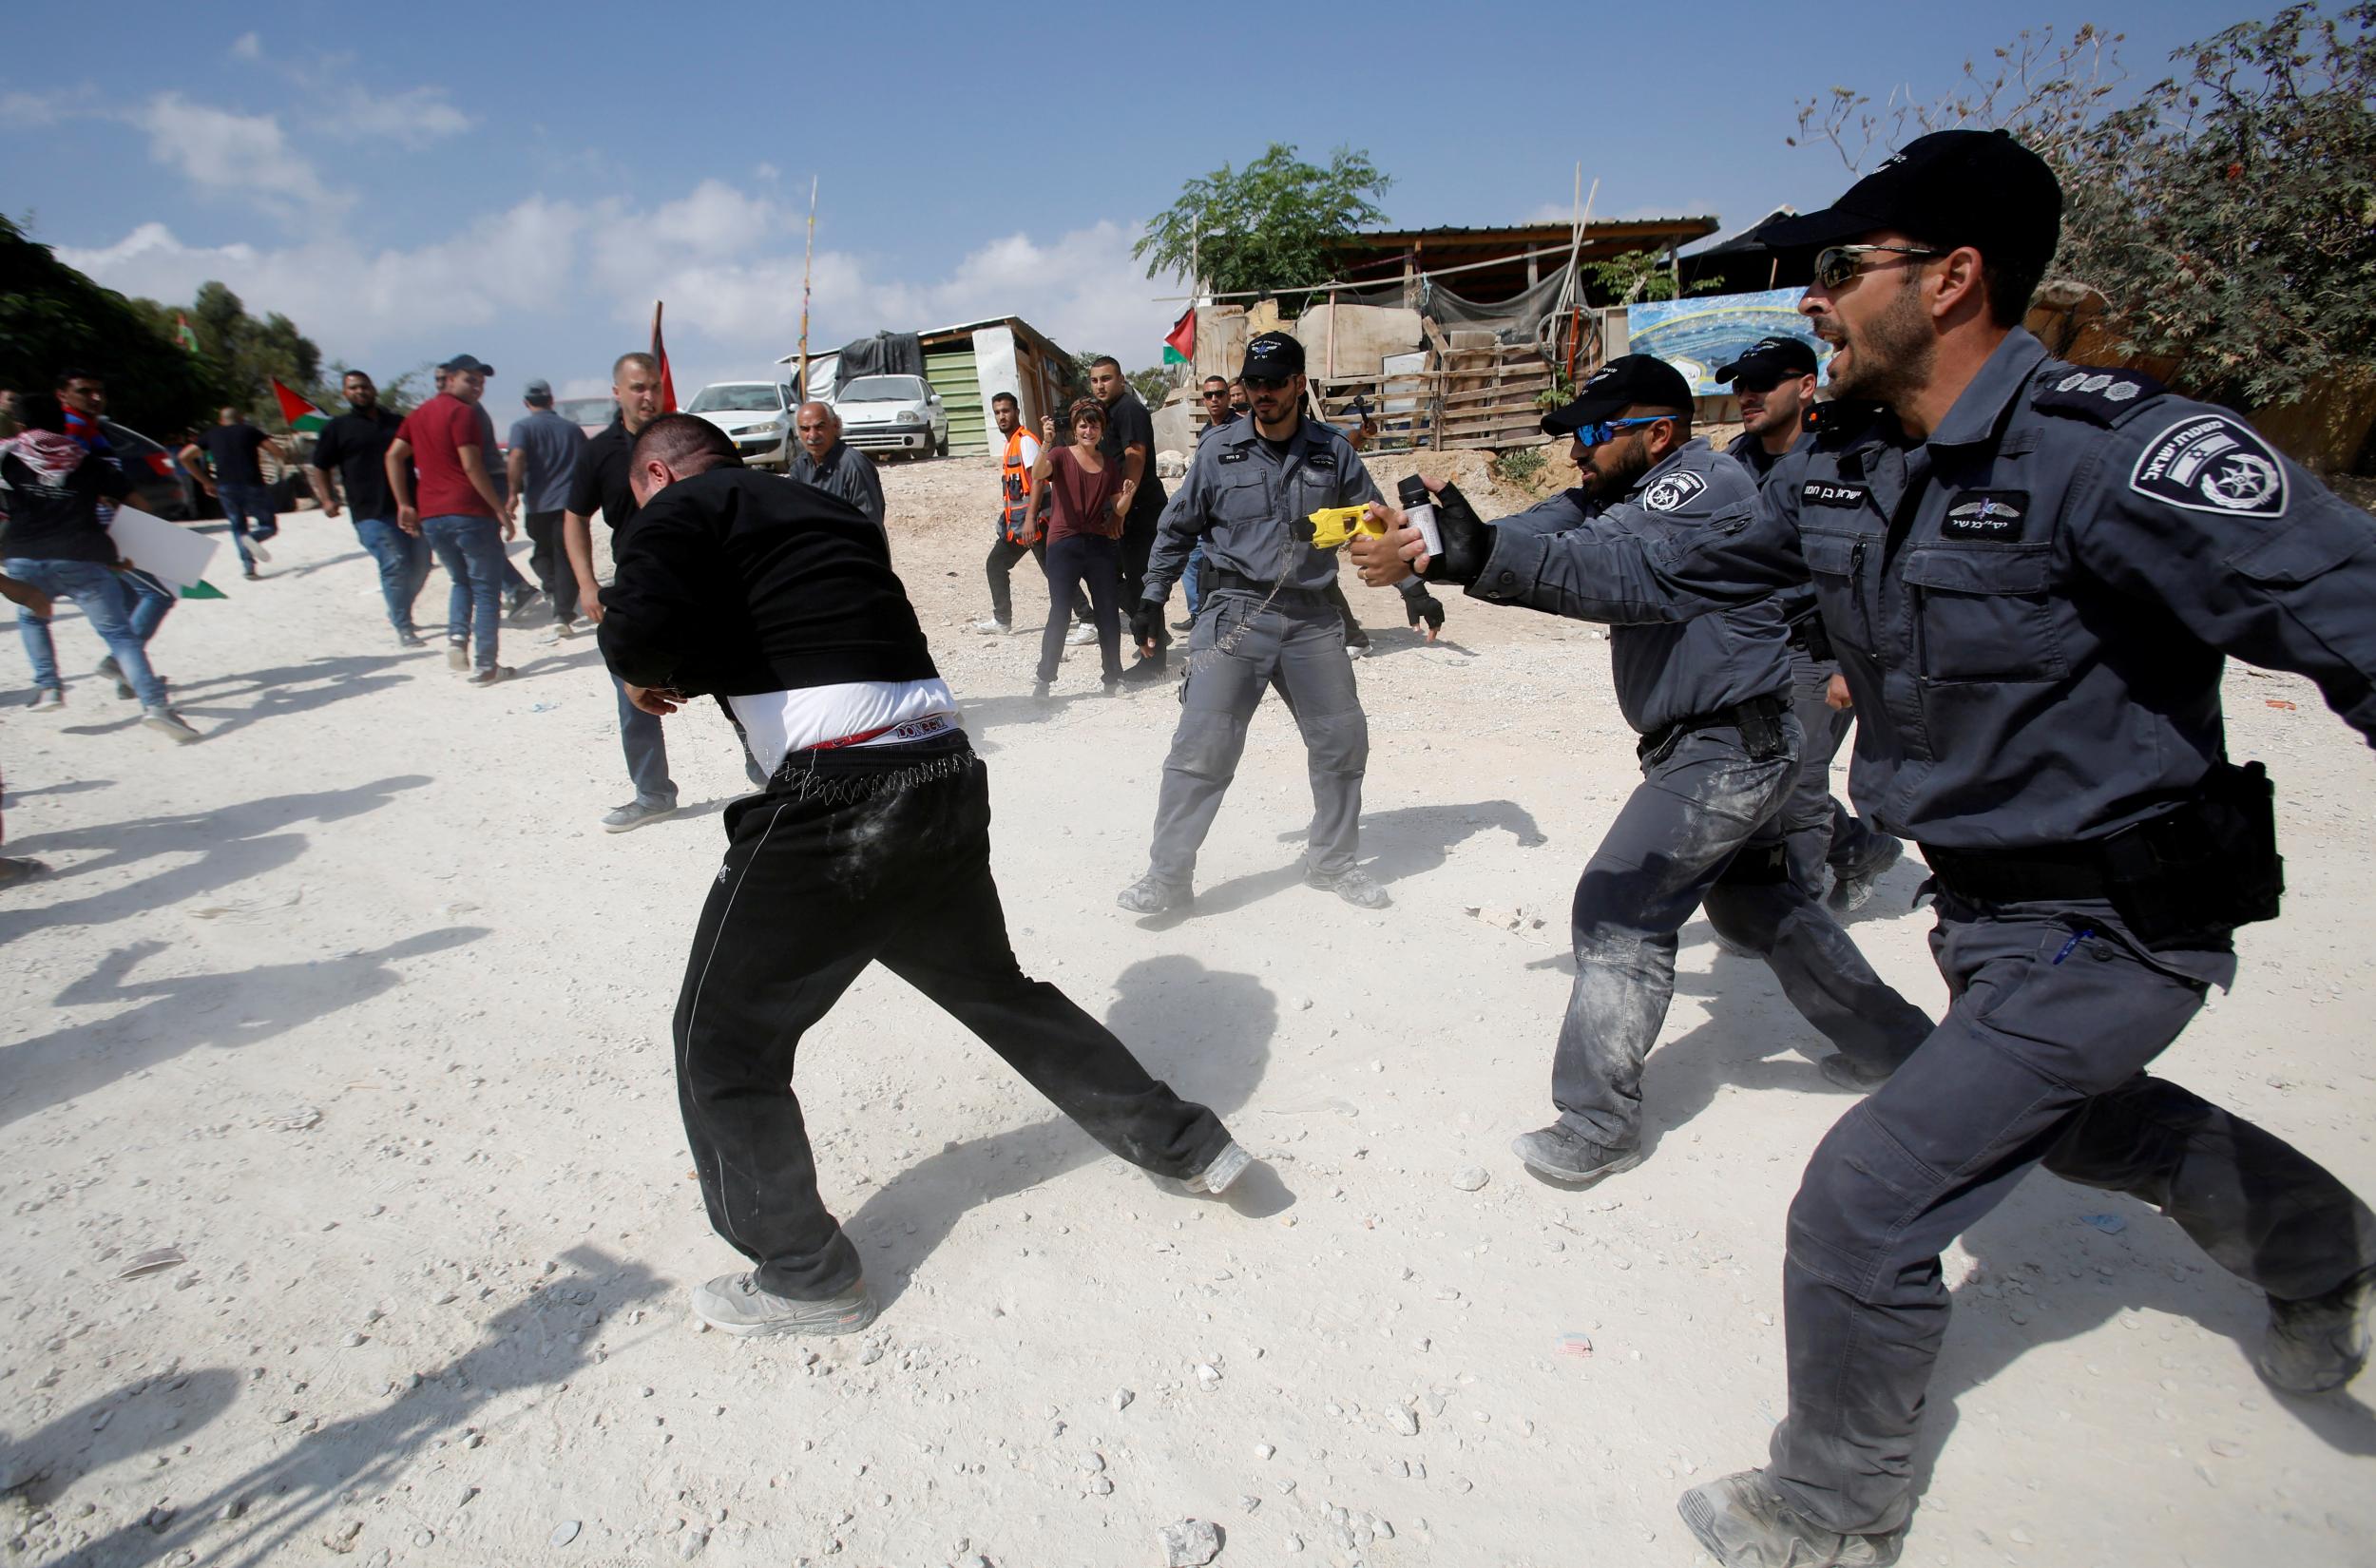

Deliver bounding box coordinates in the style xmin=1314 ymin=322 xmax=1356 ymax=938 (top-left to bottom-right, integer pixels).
xmin=925 ymin=347 xmax=987 ymax=455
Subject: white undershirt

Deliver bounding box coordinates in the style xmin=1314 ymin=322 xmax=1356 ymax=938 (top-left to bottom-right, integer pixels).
xmin=729 ymin=678 xmax=960 ymax=771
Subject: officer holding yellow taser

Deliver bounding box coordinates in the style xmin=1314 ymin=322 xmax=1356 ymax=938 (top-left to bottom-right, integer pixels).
xmin=1119 ymin=331 xmax=1423 ymax=913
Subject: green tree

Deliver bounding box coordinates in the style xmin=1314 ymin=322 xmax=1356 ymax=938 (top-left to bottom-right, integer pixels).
xmin=1582 ymin=248 xmax=1715 ymax=305
xmin=166 ymin=280 xmax=327 ymax=423
xmin=1792 ymin=7 xmax=2376 ymax=411
xmin=1135 ymin=143 xmax=1392 ymax=305
xmin=0 ymin=212 xmax=220 ymax=436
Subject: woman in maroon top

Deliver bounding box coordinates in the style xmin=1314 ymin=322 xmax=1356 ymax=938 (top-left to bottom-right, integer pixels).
xmin=1030 ymin=398 xmax=1126 ymax=696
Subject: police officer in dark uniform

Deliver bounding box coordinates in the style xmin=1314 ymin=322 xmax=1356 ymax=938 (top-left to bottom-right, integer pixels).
xmin=1360 ymin=129 xmax=2376 ymax=1567
xmin=1718 ymin=335 xmax=1905 ymax=911
xmin=1118 ymin=332 xmax=1392 ymax=913
xmin=1358 ymin=353 xmax=1931 ymax=1187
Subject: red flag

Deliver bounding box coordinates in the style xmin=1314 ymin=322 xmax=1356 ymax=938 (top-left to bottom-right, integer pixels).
xmin=650 ymin=300 xmax=678 ymax=413
xmin=1162 ymin=307 xmax=1195 ymax=366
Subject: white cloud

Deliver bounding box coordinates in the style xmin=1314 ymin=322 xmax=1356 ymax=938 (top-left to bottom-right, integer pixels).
xmin=130 ymin=95 xmax=347 ymax=220
xmin=231 ymin=31 xmax=262 ymax=60
xmin=324 ymin=85 xmax=472 ymax=148
xmin=56 ymin=181 xmax=1184 ymax=380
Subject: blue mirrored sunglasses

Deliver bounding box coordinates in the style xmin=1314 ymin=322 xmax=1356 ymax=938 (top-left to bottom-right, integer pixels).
xmin=1566 ymin=415 xmax=1676 ymax=449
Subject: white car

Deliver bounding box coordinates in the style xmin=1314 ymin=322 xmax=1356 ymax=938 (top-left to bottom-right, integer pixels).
xmin=685 ymin=381 xmax=794 ymax=469
xmin=834 ymin=373 xmax=948 ymax=459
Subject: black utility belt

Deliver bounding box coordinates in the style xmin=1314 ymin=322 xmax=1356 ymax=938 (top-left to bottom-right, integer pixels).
xmin=1920 ymin=761 xmax=2284 ymax=950
xmin=1213 ymin=567 xmax=1330 ymax=608
xmin=1637 ymin=693 xmax=1790 ymax=766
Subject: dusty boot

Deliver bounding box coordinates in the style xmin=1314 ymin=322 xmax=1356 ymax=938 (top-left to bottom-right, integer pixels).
xmin=1510 ymin=1123 xmax=1642 ymax=1186
xmin=2259 ymin=1266 xmax=2375 ymax=1394
xmin=1116 ymin=872 xmax=1192 ymax=914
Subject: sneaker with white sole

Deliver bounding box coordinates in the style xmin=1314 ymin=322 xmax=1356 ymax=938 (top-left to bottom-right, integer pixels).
xmin=691 ymin=1272 xmax=878 ymax=1338
xmin=29 ymin=687 xmax=65 ymax=712
xmin=1065 ymin=622 xmax=1098 ymax=646
xmin=1147 ymin=1140 xmax=1257 ymax=1198
xmin=1678 ymin=1469 xmax=1903 ymax=1567
xmin=141 ymin=707 xmax=202 ymax=744
xmin=536 ymin=621 xmax=573 ymax=644
xmin=446 ymin=641 xmax=469 ymax=670
xmin=969 ymin=617 xmax=1011 ymax=636
xmin=602 ymin=798 xmax=678 ymax=833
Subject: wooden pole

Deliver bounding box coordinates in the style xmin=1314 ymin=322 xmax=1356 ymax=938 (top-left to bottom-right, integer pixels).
xmin=795 ymin=175 xmax=817 ymax=397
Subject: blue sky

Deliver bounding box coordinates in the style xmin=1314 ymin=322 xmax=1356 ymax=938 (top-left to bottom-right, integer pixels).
xmin=3 ymin=0 xmax=2254 ymax=411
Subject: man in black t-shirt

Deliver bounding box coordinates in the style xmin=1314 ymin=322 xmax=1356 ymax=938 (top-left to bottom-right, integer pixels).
xmin=1089 ymin=356 xmax=1171 ymax=678
xmin=178 ymin=407 xmax=283 ymax=580
xmin=3 ymin=392 xmax=202 ymax=739
xmin=308 ymin=370 xmax=431 ymax=646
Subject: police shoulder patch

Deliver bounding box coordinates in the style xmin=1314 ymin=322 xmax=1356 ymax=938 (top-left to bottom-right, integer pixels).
xmin=2034 ymin=365 xmax=2164 ymax=426
xmin=2129 ymin=413 xmax=2290 ymax=520
xmin=1640 ymin=468 xmax=1708 ymax=513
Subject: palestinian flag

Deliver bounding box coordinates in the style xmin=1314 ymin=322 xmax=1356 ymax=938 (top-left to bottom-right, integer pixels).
xmin=651 ymin=300 xmax=679 ymax=413
xmin=1161 ymin=306 xmax=1195 ymax=367
xmin=271 ymin=377 xmax=331 ymax=434
xmin=174 ymin=312 xmax=200 ymax=354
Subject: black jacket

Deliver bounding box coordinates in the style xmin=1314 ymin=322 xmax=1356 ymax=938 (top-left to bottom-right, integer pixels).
xmin=598 ymin=467 xmax=937 ymax=697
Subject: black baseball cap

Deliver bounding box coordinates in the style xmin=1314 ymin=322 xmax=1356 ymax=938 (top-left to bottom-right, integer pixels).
xmin=1715 ymin=335 xmax=1821 ymax=385
xmin=1762 ymin=128 xmax=2061 ymax=276
xmin=440 ymin=353 xmax=496 ymax=376
xmin=1240 ymin=332 xmax=1305 ymax=381
xmin=1542 ymin=353 xmax=1695 ymax=436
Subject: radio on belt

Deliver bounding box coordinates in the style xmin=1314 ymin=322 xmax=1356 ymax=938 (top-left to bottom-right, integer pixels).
xmin=1396 ymin=475 xmax=1446 ymax=558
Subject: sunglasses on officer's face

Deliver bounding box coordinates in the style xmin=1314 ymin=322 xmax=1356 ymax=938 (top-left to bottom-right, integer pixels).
xmin=1240 ymin=374 xmax=1291 ymax=392
xmin=1811 ymin=243 xmax=1944 ymax=291
xmin=1568 ymin=415 xmax=1675 ymax=449
xmin=1731 ymin=371 xmax=1784 ymax=395
xmin=1202 ymin=389 xmax=1232 ymax=401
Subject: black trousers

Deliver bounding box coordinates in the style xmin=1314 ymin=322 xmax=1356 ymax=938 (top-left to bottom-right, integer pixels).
xmin=672 ymin=733 xmax=1231 ymax=1298
xmin=1120 ymin=495 xmax=1171 ymax=654
xmin=986 ymin=533 xmax=1087 ymax=627
xmin=523 ymin=509 xmax=579 ymax=623
xmin=1037 ymin=534 xmax=1123 ymax=684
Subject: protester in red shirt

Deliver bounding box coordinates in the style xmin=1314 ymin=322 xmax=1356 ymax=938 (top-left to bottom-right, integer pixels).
xmin=387 ymin=354 xmax=517 ymax=684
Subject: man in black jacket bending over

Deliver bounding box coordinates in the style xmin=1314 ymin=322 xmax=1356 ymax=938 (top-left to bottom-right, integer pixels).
xmin=599 ymin=414 xmax=1255 ymax=1336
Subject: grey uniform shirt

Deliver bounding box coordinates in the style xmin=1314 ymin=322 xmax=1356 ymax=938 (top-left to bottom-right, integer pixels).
xmin=1484 ymin=438 xmax=1792 ymax=736
xmin=1144 ymin=415 xmax=1383 ymax=602
xmin=1475 ymin=326 xmax=2376 ymax=850
xmin=791 ymin=440 xmax=886 ymax=531
xmin=1729 ymin=430 xmax=1819 ymax=626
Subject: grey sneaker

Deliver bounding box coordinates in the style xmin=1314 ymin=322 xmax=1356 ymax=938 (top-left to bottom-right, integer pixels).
xmin=535 ymin=621 xmax=572 ymax=645
xmin=1065 ymin=622 xmax=1097 ymax=646
xmin=2259 ymin=1266 xmax=2375 ymax=1395
xmin=691 ymin=1272 xmax=877 ymax=1338
xmin=602 ymin=798 xmax=678 ymax=833
xmin=29 ymin=687 xmax=65 ymax=712
xmin=1116 ymin=873 xmax=1192 ymax=914
xmin=1511 ymin=1123 xmax=1643 ymax=1186
xmin=1819 ymin=1053 xmax=1894 ymax=1093
xmin=466 ymin=665 xmax=516 ymax=687
xmin=97 ymin=655 xmax=134 ymax=699
xmin=1307 ymin=865 xmax=1390 ymax=909
xmin=446 ymin=641 xmax=469 ymax=671
xmin=1827 ymin=836 xmax=1904 ymax=914
xmin=1679 ymin=1470 xmax=1903 ymax=1567
xmin=969 ymin=617 xmax=1010 ymax=636
xmin=141 ymin=707 xmax=202 ymax=744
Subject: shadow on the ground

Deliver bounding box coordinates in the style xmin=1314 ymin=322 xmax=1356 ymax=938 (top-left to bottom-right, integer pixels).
xmin=60 ymin=654 xmax=420 ymax=745
xmin=0 ymin=926 xmax=487 ymax=1133
xmin=1159 ymin=797 xmax=1547 ymax=922
xmin=0 ymin=774 xmax=431 ymax=943
xmin=29 ymin=1246 xmax=664 ymax=1568
xmin=837 ymin=953 xmax=1285 ymax=1311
